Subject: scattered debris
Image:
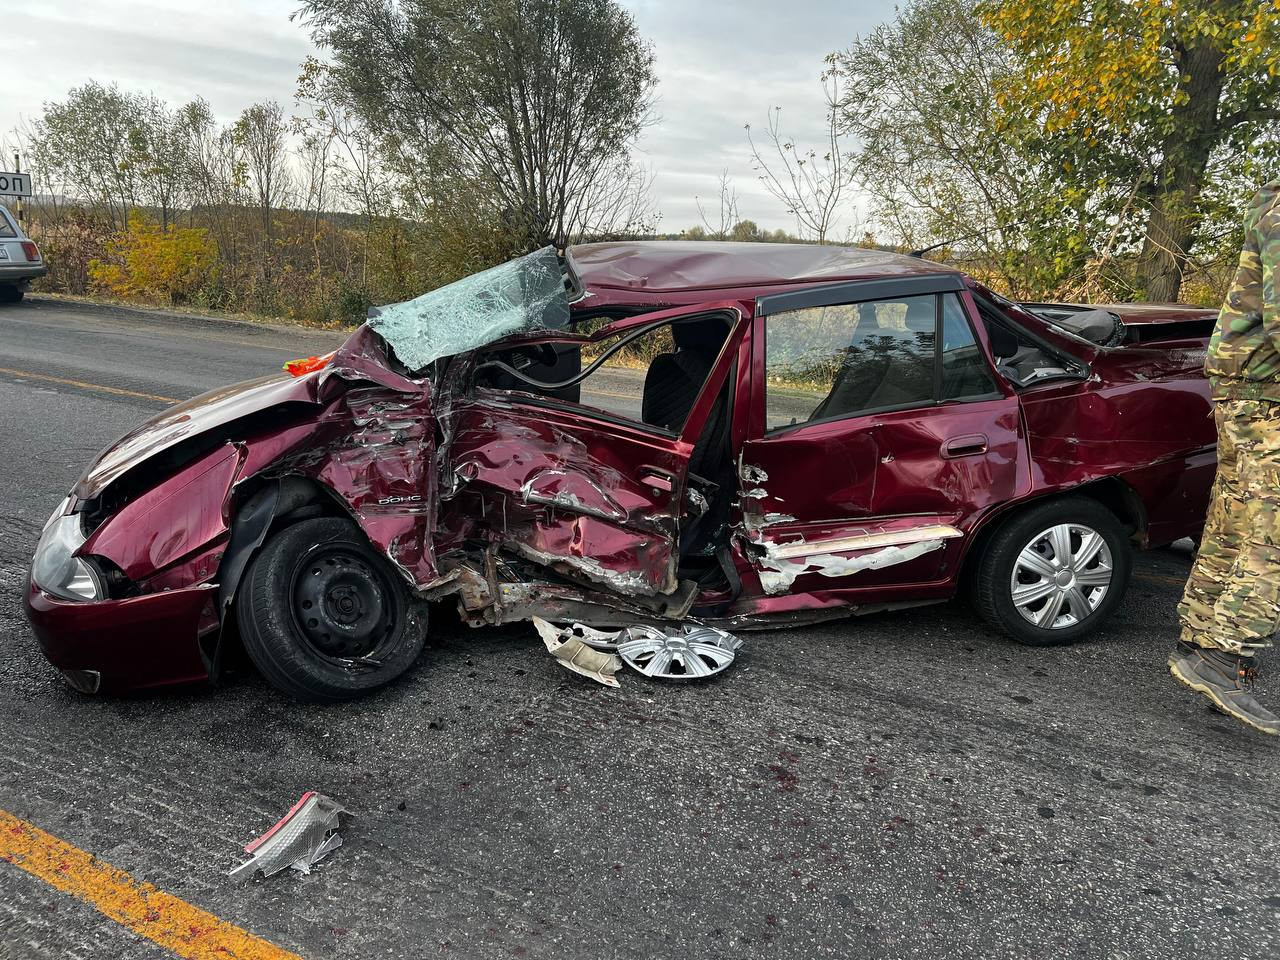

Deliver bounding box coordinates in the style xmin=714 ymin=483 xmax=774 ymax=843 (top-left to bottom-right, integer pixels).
xmin=534 ymin=619 xmax=743 ymax=681
xmin=533 ymin=616 xmax=623 ymax=687
xmin=229 ymin=792 xmax=349 ymax=884
xmin=615 ymin=624 xmax=742 ymax=680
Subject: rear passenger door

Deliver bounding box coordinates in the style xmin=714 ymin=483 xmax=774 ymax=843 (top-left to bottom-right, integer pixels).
xmin=739 ymin=276 xmax=1028 ymax=598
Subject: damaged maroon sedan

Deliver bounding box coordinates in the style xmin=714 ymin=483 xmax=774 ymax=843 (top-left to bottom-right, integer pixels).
xmin=26 ymin=243 xmax=1218 ymax=699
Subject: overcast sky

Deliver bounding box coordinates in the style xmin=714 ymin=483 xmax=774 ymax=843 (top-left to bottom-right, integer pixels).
xmin=0 ymin=0 xmax=886 ymax=233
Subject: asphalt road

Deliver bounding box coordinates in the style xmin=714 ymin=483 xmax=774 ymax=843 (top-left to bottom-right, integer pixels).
xmin=0 ymin=297 xmax=1277 ymax=960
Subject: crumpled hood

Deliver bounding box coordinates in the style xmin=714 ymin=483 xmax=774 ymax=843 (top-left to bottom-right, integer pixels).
xmin=72 ymin=324 xmax=431 ymax=503
xmin=73 ymin=373 xmax=320 ymax=501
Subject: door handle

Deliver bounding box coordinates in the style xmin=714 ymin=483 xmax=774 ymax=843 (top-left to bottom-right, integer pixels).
xmin=942 ymin=434 xmax=988 ymax=458
xmin=638 ymin=467 xmax=675 ymax=493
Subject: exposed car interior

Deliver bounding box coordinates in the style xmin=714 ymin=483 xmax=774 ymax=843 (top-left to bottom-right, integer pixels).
xmin=473 ymin=313 xmax=738 ymax=590
xmin=971 ymin=295 xmax=1087 ymax=387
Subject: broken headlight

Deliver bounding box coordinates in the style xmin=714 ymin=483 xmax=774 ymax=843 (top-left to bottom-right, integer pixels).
xmin=31 ymin=503 xmax=105 ymax=602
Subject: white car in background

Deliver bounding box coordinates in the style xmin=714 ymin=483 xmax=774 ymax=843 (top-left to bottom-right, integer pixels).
xmin=0 ymin=203 xmax=45 ymax=303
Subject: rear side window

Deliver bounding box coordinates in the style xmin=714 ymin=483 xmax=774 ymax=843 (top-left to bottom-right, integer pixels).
xmin=941 ymin=294 xmax=999 ymax=400
xmin=764 ymin=292 xmax=997 ymax=431
xmin=0 ymin=211 xmax=16 ymax=239
xmin=973 ymin=296 xmax=1087 ymax=386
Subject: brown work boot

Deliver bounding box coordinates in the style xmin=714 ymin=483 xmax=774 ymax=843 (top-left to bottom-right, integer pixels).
xmin=1170 ymin=646 xmax=1280 ymax=736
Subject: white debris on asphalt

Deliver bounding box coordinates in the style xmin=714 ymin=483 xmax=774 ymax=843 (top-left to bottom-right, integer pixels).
xmin=533 ymin=616 xmax=623 ymax=687
xmin=229 ymin=792 xmax=349 ymax=884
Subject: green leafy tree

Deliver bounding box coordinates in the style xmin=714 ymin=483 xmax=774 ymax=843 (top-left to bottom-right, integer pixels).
xmin=835 ymin=0 xmax=1128 ymax=297
xmin=297 ymin=0 xmax=658 ymax=248
xmin=981 ymin=0 xmax=1280 ymax=301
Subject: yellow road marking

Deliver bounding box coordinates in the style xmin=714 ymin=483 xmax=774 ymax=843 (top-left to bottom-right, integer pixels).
xmin=0 ymin=808 xmax=304 ymax=960
xmin=0 ymin=365 xmax=179 ymax=404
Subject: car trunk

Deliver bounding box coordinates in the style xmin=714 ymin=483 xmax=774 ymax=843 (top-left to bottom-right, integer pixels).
xmin=0 ymin=235 xmax=36 ymax=269
xmin=1022 ymin=301 xmax=1217 ymax=346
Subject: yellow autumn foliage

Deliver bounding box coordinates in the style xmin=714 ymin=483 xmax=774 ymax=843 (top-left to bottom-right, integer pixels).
xmin=979 ymin=0 xmax=1280 ymax=139
xmin=89 ymin=213 xmax=218 ymax=305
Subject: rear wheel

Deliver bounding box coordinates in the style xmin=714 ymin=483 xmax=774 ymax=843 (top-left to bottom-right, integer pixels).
xmin=975 ymin=497 xmax=1131 ymax=646
xmin=0 ymin=285 xmax=23 ymax=304
xmin=236 ymin=516 xmax=428 ymax=701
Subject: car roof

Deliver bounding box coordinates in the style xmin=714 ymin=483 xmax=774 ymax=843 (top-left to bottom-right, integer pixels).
xmin=567 ymin=240 xmax=961 ymax=298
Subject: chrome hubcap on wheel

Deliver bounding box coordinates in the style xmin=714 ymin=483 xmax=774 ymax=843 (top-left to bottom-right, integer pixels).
xmin=1010 ymin=523 xmax=1113 ymax=630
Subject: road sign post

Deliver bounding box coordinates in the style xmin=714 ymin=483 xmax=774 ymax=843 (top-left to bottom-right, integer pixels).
xmin=1 ymin=160 xmax=32 ymax=223
xmin=0 ymin=170 xmax=31 ymax=197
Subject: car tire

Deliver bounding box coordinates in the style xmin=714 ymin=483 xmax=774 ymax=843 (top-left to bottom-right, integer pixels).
xmin=235 ymin=516 xmax=428 ymax=701
xmin=0 ymin=285 xmax=23 ymax=304
xmin=974 ymin=497 xmax=1132 ymax=647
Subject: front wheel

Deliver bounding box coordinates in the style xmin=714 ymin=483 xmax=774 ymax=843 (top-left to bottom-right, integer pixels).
xmin=236 ymin=516 xmax=428 ymax=701
xmin=974 ymin=497 xmax=1132 ymax=647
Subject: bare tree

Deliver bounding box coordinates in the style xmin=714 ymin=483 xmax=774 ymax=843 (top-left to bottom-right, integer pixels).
xmin=234 ymin=101 xmax=293 ymax=243
xmin=745 ymin=64 xmax=850 ymax=244
xmin=696 ymin=170 xmax=740 ymax=240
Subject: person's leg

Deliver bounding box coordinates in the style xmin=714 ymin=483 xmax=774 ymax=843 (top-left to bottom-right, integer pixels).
xmin=1176 ymin=403 xmax=1243 ymax=654
xmin=1207 ymin=401 xmax=1280 ymax=654
xmin=1171 ymin=401 xmax=1280 ymax=735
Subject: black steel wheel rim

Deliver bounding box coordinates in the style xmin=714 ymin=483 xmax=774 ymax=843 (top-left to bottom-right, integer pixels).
xmin=290 ymin=544 xmax=400 ymax=665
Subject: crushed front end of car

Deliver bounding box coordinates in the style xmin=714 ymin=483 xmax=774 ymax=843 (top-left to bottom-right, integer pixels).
xmin=22 ymin=247 xmax=617 ymax=698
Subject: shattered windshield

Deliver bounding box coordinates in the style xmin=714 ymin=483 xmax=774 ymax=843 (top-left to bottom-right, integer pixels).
xmin=367 ymin=246 xmax=571 ymax=371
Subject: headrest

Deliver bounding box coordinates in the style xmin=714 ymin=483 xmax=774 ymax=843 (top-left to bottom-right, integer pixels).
xmin=673 ymin=317 xmax=728 ymax=351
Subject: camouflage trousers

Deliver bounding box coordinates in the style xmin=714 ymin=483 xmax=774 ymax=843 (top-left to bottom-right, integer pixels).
xmin=1178 ymin=400 xmax=1280 ymax=655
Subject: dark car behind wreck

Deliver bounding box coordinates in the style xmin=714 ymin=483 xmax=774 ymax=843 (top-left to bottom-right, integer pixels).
xmin=26 ymin=242 xmax=1218 ymax=699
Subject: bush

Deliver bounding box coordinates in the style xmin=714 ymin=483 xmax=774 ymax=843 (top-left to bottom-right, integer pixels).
xmin=89 ymin=213 xmax=218 ymax=305
xmin=26 ymin=208 xmax=114 ymax=295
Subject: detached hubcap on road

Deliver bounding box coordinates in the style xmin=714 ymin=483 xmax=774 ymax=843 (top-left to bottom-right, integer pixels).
xmin=1010 ymin=523 xmax=1113 ymax=629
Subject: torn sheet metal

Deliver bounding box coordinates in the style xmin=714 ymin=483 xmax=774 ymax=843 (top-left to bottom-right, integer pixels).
xmin=765 ymin=523 xmax=962 ymax=560
xmin=534 ymin=616 xmax=622 ymax=687
xmin=757 ymin=538 xmax=947 ymax=595
xmin=368 ymin=246 xmax=569 ymax=371
xmin=445 ymin=404 xmax=683 ymax=596
xmin=229 ymin=792 xmax=348 ymax=884
xmin=541 ymin=619 xmax=623 ymax=651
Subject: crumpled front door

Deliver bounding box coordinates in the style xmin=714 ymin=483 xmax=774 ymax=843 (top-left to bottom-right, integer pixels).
xmin=446 ymin=402 xmax=690 ymax=595
xmin=439 ymin=304 xmax=744 ymax=599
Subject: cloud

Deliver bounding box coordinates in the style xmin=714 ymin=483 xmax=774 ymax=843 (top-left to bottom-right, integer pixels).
xmin=621 ymin=0 xmax=884 ymax=232
xmin=1 ymin=1 xmax=311 ymax=130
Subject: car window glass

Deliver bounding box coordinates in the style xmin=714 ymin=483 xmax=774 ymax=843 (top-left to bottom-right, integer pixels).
xmin=0 ymin=212 xmax=16 ymax=238
xmin=476 ymin=316 xmax=730 ymax=432
xmin=975 ymin=297 xmax=1080 ymax=386
xmin=765 ymin=295 xmax=936 ymax=430
xmin=940 ymin=293 xmax=998 ymax=400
